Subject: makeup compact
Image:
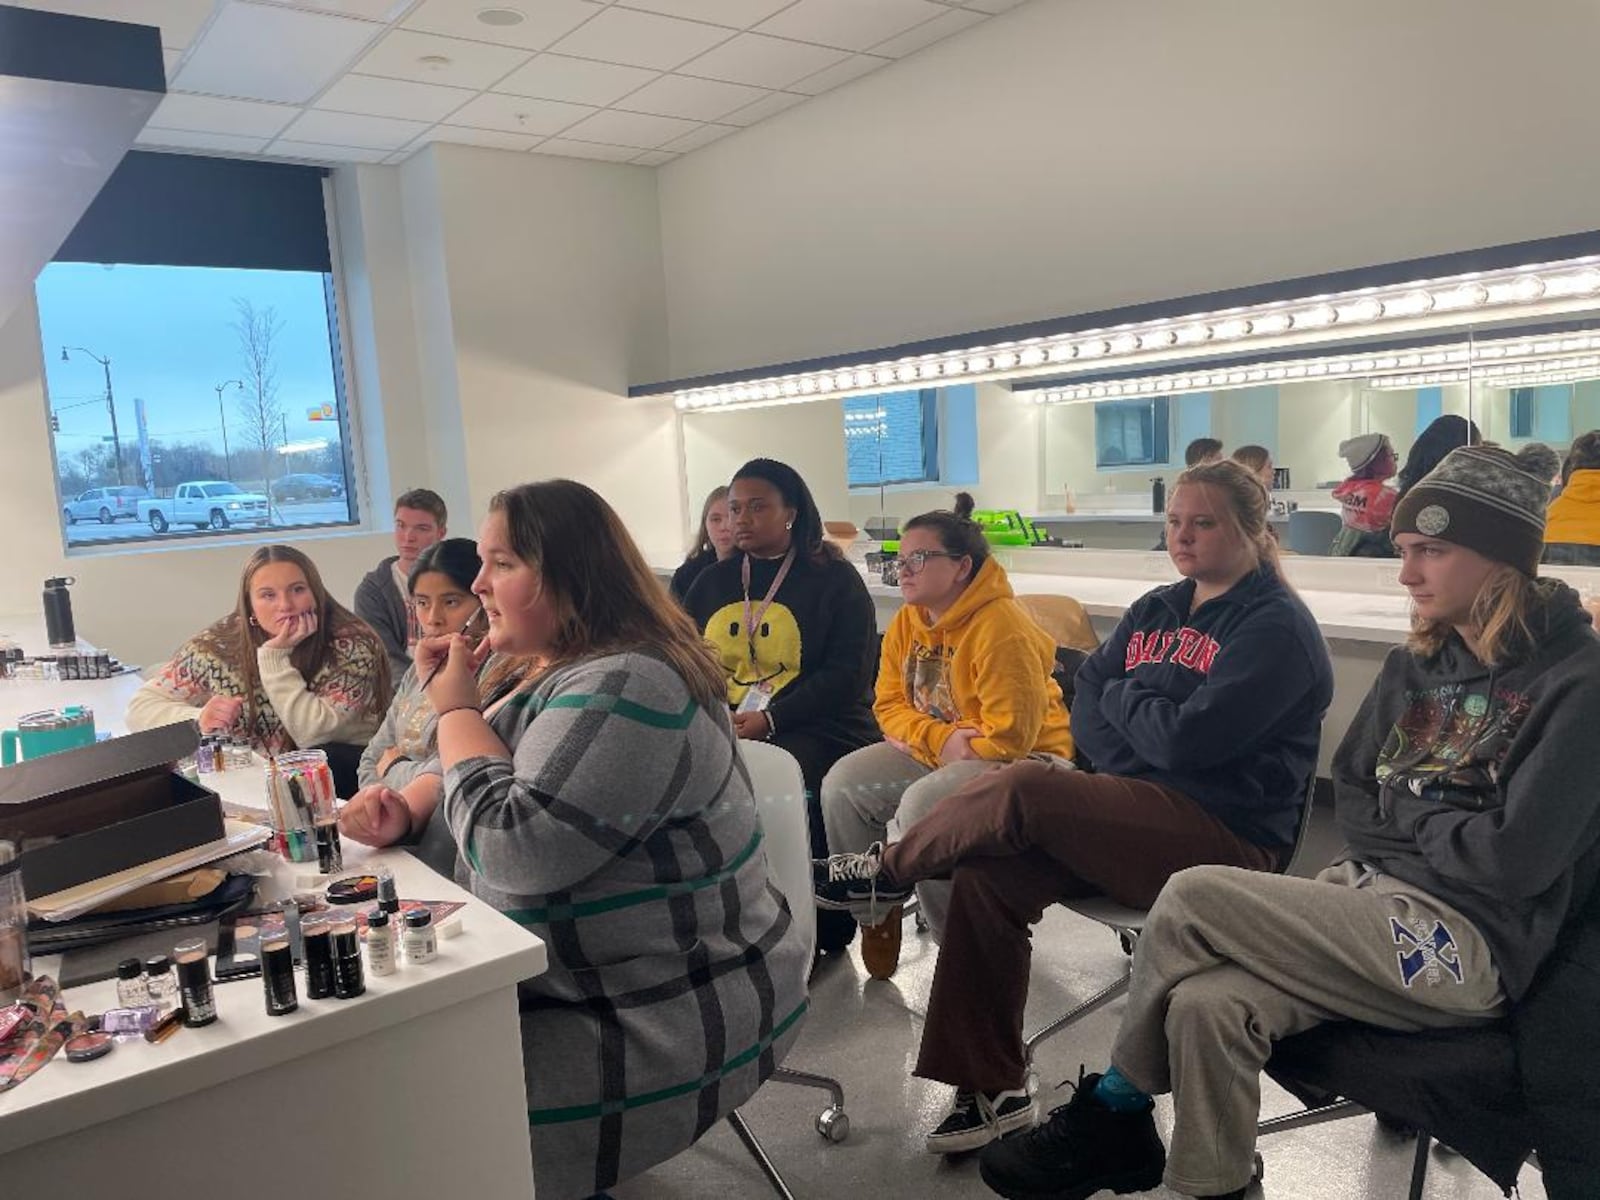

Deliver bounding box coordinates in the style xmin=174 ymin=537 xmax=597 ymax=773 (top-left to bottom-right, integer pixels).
xmin=65 ymin=1030 xmax=114 ymax=1063
xmin=326 ymin=874 xmax=379 ymax=905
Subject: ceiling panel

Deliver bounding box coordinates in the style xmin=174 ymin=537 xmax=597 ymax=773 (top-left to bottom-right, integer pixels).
xmin=278 ymin=108 xmax=431 ymax=149
xmin=537 ymin=138 xmax=641 ymax=162
xmin=401 ymin=0 xmax=602 ymax=52
xmin=314 ymin=73 xmax=476 ymax=122
xmin=137 ymin=127 xmax=271 ymax=154
xmin=495 ymin=54 xmax=659 ymax=107
xmin=679 ymin=32 xmax=848 ymax=88
xmin=414 ymin=124 xmax=543 ymax=152
xmin=615 ymin=0 xmax=793 ymax=27
xmin=356 ymin=27 xmax=533 ymax=89
xmin=548 ymin=7 xmax=734 ymax=71
xmin=147 ymin=92 xmax=301 ymax=137
xmin=963 ymin=0 xmax=1027 ymax=11
xmin=787 ymin=52 xmax=887 ymax=95
xmin=3 ymin=0 xmax=214 ymax=49
xmin=266 ymin=138 xmax=393 ymax=162
xmin=282 ymin=0 xmax=411 ymax=17
xmin=754 ymin=0 xmax=947 ymax=52
xmin=616 ymin=73 xmax=767 ymax=122
xmin=660 ymin=121 xmax=737 ymax=153
xmin=631 ymin=148 xmax=678 ymax=166
xmin=870 ymin=5 xmax=985 ymax=57
xmin=172 ymin=2 xmax=382 ymax=103
xmin=718 ymin=88 xmax=805 ymax=126
xmin=560 ymin=108 xmax=704 ymax=149
xmin=447 ymin=91 xmax=595 ymax=136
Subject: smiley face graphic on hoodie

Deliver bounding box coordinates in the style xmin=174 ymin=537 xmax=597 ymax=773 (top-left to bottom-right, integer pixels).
xmin=706 ymin=601 xmax=802 ymax=706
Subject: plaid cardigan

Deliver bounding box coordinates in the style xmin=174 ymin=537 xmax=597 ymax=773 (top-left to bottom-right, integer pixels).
xmin=443 ymin=650 xmax=809 ymax=1200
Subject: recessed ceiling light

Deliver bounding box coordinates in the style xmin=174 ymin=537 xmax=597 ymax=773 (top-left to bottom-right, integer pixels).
xmin=417 ymin=54 xmax=452 ymax=68
xmin=477 ymin=7 xmax=526 ymax=26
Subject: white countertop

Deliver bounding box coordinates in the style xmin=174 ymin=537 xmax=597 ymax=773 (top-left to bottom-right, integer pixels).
xmin=0 ymin=842 xmax=547 ymax=1156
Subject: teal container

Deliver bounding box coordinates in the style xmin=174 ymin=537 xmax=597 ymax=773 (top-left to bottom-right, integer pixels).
xmin=1 ymin=707 xmax=96 ymax=766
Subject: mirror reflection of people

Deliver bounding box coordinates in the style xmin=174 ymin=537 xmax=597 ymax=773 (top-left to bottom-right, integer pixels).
xmin=682 ymin=457 xmax=879 ymax=958
xmin=1544 ymin=430 xmax=1600 ymax=566
xmin=343 ymin=538 xmax=484 ymax=847
xmin=127 ymin=545 xmax=390 ymax=793
xmin=1513 ymin=442 xmax=1561 ymax=496
xmin=814 ymin=461 xmax=1333 ymax=1155
xmin=1330 ymin=432 xmax=1399 ymax=557
xmin=669 ymin=485 xmax=735 ymax=601
xmin=1230 ymin=444 xmax=1274 ymax=491
xmin=821 ymin=492 xmax=1075 ymax=980
xmin=978 ymin=446 xmax=1600 ymax=1200
xmin=418 ymin=480 xmax=808 ymax=1200
xmin=1155 ymin=439 xmax=1226 ymax=550
xmin=1395 ymin=414 xmax=1480 ymax=504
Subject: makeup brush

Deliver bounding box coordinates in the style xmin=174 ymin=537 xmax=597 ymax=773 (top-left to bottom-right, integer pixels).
xmin=419 ymin=605 xmax=487 ymax=694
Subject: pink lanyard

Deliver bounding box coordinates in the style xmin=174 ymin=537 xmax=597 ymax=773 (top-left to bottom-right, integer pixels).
xmin=741 ymin=548 xmax=796 ymax=668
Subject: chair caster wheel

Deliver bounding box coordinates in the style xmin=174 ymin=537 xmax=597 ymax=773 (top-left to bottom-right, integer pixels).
xmin=816 ymin=1107 xmax=849 ymax=1142
xmin=1252 ymin=1151 xmax=1264 ymax=1181
xmin=914 ymin=913 xmax=928 ymax=933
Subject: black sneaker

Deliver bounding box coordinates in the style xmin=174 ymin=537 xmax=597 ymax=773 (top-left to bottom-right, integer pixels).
xmin=978 ymin=1071 xmax=1165 ymax=1200
xmin=813 ymin=842 xmax=913 ymax=917
xmin=926 ymin=1089 xmax=1036 ymax=1154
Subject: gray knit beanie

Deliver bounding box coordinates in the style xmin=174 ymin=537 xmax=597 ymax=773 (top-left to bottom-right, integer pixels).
xmin=1390 ymin=445 xmax=1549 ymax=576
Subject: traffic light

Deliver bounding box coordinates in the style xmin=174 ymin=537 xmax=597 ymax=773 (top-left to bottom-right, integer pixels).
xmin=49 ymin=412 xmax=60 ymax=433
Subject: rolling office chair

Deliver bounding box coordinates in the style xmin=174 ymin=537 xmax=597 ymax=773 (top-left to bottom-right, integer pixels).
xmin=1015 ymin=593 xmax=1101 ymax=652
xmin=1020 ymin=771 xmax=1321 ymax=1081
xmin=1285 ymin=509 xmax=1343 ymax=556
xmin=724 ymin=741 xmax=851 ymax=1200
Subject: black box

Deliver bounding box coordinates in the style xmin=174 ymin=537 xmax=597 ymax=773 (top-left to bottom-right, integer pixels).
xmin=0 ymin=722 xmax=224 ymax=898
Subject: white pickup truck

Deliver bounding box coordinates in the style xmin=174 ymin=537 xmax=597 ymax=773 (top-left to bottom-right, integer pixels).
xmin=141 ymin=481 xmax=271 ymax=532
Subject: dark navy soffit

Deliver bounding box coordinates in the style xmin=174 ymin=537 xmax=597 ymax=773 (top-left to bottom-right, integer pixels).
xmin=0 ymin=7 xmax=166 ymax=94
xmin=1011 ymin=315 xmax=1600 ymax=394
xmin=631 ymin=229 xmax=1600 ymax=398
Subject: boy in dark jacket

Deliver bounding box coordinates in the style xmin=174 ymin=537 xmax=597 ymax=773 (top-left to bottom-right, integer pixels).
xmin=354 ymin=488 xmax=446 ymax=681
xmin=978 ymin=446 xmax=1600 ymax=1200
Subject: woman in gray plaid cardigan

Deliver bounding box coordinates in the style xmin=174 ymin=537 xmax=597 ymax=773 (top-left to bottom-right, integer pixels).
xmin=418 ymin=480 xmax=809 ymax=1200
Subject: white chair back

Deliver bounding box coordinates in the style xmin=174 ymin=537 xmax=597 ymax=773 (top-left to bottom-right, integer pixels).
xmin=739 ymin=741 xmax=817 ymax=959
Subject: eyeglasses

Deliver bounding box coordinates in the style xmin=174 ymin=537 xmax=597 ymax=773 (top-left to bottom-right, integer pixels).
xmin=891 ymin=550 xmax=962 ymax=574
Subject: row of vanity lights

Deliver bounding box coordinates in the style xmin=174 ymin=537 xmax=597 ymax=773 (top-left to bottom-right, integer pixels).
xmin=664 ymin=259 xmax=1600 ymax=412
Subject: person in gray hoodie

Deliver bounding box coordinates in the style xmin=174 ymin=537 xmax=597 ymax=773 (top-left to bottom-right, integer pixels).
xmin=979 ymin=445 xmax=1600 ymax=1200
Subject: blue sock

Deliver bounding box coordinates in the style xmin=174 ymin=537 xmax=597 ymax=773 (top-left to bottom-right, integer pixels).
xmin=1093 ymin=1066 xmax=1151 ymax=1112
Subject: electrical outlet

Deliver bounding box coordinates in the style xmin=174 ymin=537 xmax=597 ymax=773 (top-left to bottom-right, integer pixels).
xmin=1375 ymin=565 xmax=1402 ymax=591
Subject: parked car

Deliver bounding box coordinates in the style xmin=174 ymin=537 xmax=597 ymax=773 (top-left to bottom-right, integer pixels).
xmin=271 ymin=473 xmax=345 ymax=502
xmin=62 ymin=485 xmax=149 ymax=525
xmin=140 ymin=481 xmax=270 ymax=533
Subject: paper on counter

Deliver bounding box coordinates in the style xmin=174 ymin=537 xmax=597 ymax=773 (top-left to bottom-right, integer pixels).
xmin=27 ymin=819 xmax=273 ymax=922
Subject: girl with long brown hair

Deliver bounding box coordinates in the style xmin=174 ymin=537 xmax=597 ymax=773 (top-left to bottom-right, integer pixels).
xmin=411 ymin=479 xmax=807 ymax=1200
xmin=126 ymin=544 xmax=389 ymax=790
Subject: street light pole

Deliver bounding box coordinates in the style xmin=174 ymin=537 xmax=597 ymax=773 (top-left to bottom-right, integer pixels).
xmin=61 ymin=346 xmax=124 ymax=485
xmin=213 ymin=379 xmax=244 ymax=480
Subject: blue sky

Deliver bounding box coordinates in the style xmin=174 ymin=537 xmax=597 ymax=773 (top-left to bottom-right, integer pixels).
xmin=36 ymin=263 xmax=342 ymax=457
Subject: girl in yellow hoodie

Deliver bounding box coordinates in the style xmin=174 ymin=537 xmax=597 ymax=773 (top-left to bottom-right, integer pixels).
xmin=1544 ymin=431 xmax=1600 ymax=565
xmin=821 ymin=493 xmax=1073 ymax=979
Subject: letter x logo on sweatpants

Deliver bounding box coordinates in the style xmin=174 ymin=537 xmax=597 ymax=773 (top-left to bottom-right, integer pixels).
xmin=1390 ymin=917 xmax=1464 ymax=988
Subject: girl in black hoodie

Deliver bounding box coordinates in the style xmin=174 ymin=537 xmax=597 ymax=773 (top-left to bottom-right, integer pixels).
xmin=978 ymin=446 xmax=1600 ymax=1200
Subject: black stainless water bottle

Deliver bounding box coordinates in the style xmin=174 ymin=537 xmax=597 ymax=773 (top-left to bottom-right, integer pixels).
xmin=1150 ymin=477 xmax=1166 ymax=515
xmin=42 ymin=577 xmax=76 ymax=649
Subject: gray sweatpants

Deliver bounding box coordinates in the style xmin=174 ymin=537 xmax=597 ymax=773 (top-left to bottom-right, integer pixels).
xmin=820 ymin=741 xmax=1000 ymax=939
xmin=1112 ymin=861 xmax=1507 ymax=1197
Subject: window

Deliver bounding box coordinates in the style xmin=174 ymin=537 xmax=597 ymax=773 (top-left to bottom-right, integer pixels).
xmin=39 ymin=151 xmax=355 ymax=549
xmin=844 ymin=390 xmax=939 ymax=487
xmin=1509 ymin=389 xmax=1535 ymax=439
xmin=1094 ymin=398 xmax=1170 ymax=468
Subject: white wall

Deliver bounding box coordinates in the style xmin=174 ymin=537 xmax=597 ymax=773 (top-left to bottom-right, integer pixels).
xmin=683 ymin=399 xmax=849 ymax=532
xmin=657 ymin=0 xmax=1600 ymax=379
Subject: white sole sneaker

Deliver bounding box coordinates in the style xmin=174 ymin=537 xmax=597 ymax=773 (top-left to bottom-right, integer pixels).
xmin=925 ymin=1093 xmax=1036 ymax=1154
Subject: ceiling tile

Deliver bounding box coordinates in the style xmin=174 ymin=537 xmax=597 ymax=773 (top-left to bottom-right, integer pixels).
xmin=718 ymin=88 xmax=805 ymax=126
xmin=280 ymin=0 xmax=411 ymax=17
xmin=549 ymin=7 xmax=733 ymax=71
xmin=536 ymin=139 xmax=641 ymax=163
xmin=5 ymin=0 xmax=214 ymax=49
xmin=415 ymin=125 xmax=543 ymax=152
xmin=315 ymin=74 xmax=476 ymax=122
xmin=496 ymin=54 xmax=659 ymax=107
xmin=356 ymin=28 xmax=534 ymax=89
xmin=679 ymin=32 xmax=847 ymax=88
xmin=266 ymin=139 xmax=394 ymax=163
xmin=135 ymin=128 xmax=271 ymax=154
xmin=147 ymin=92 xmax=300 ymax=137
xmin=632 ymin=149 xmax=678 ymax=166
xmin=616 ymin=73 xmax=767 ymax=121
xmin=787 ymin=52 xmax=887 ymax=95
xmin=870 ymin=5 xmax=984 ymax=56
xmin=448 ymin=91 xmax=596 ymax=136
xmin=962 ymin=0 xmax=1026 ymax=11
xmin=280 ymin=109 xmax=431 ymax=149
xmin=560 ymin=109 xmax=704 ymax=149
xmin=172 ymin=2 xmax=381 ymax=103
xmin=660 ymin=122 xmax=736 ymax=153
xmin=614 ymin=0 xmax=792 ymax=27
xmin=755 ymin=0 xmax=947 ymax=51
xmin=402 ymin=0 xmax=602 ymax=52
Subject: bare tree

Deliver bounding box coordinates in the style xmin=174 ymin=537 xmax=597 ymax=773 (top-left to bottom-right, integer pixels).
xmin=231 ymin=298 xmax=286 ymax=498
